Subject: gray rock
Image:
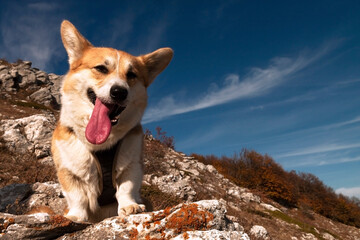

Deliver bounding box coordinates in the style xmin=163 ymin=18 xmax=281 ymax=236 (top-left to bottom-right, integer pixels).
xmin=146 ymin=173 xmax=197 ymax=202
xmin=18 ymin=71 xmax=36 ymax=88
xmin=0 ymin=65 xmax=8 ymax=72
xmin=17 ymin=61 xmax=32 ymax=69
xmin=250 ymin=225 xmax=270 ymax=239
xmin=0 ymin=184 xmax=31 ymax=212
xmin=260 ymin=203 xmax=281 ymax=212
xmin=206 ymin=165 xmax=217 ymax=173
xmin=48 ymin=73 xmax=59 ymax=81
xmin=29 ymin=86 xmax=54 ymax=107
xmin=0 ymin=212 xmax=89 ymax=240
xmin=0 ymin=182 xmax=65 ymax=216
xmin=50 ymin=75 xmax=63 ymax=107
xmin=9 ymin=69 xmax=18 ymax=78
xmin=35 ymin=71 xmax=48 ymax=84
xmin=322 ymin=233 xmax=336 ymax=240
xmin=0 ymin=67 xmax=8 ymax=75
xmin=59 ymin=200 xmax=246 ymax=240
xmin=0 ymin=73 xmax=15 ymax=91
xmin=240 ymin=192 xmax=261 ymax=203
xmin=26 ymin=182 xmax=66 ymax=215
xmin=172 ymin=229 xmax=250 ymax=240
xmin=0 ymin=114 xmax=56 ymax=159
xmin=301 ymin=233 xmax=317 ymax=240
xmin=1 ymin=184 xmax=247 ymax=240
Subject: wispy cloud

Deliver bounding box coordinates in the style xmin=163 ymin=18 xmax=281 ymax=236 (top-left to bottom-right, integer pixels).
xmin=268 ymin=115 xmax=360 ymax=167
xmin=103 ymin=4 xmax=173 ymax=55
xmin=249 ymin=76 xmax=360 ymax=112
xmin=336 ymin=187 xmax=360 ymax=199
xmin=0 ymin=2 xmax=63 ymax=71
xmin=102 ymin=10 xmax=139 ymax=49
xmin=283 ymin=154 xmax=360 ymax=168
xmin=143 ymin=41 xmax=339 ymax=124
xmin=325 ymin=116 xmax=360 ymax=129
xmin=141 ymin=19 xmax=170 ymax=54
xmin=27 ymin=2 xmax=58 ymax=11
xmin=277 ymin=143 xmax=360 ymax=158
xmin=272 ymin=115 xmax=360 ymax=147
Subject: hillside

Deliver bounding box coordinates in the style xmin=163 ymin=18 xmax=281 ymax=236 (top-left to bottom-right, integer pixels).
xmin=0 ymin=59 xmax=360 ymax=239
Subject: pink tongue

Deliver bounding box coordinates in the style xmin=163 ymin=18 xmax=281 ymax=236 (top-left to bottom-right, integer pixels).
xmin=85 ymin=98 xmax=112 ymax=145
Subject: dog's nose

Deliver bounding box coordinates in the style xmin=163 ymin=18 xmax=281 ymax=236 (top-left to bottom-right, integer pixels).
xmin=110 ymin=85 xmax=128 ymax=102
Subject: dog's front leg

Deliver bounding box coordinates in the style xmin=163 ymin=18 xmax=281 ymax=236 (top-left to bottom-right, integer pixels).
xmin=113 ymin=125 xmax=145 ymax=217
xmin=54 ymin=137 xmax=101 ymax=222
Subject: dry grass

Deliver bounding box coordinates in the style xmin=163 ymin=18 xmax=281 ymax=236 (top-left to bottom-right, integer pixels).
xmin=141 ymin=184 xmax=183 ymax=212
xmin=0 ymin=137 xmax=57 ymax=188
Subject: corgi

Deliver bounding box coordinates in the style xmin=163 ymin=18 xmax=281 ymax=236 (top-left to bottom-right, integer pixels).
xmin=51 ymin=20 xmax=173 ymax=222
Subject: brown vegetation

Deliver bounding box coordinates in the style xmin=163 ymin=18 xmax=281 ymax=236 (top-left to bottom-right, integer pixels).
xmin=0 ymin=137 xmax=57 ymax=188
xmin=191 ymin=149 xmax=360 ymax=228
xmin=0 ymin=58 xmax=24 ymax=67
xmin=141 ymin=184 xmax=183 ymax=212
xmin=145 ymin=127 xmax=175 ymax=150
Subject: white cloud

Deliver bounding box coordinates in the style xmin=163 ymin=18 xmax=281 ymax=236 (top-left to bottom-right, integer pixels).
xmin=325 ymin=116 xmax=360 ymax=129
xmin=143 ymin=42 xmax=338 ymax=124
xmin=277 ymin=143 xmax=360 ymax=158
xmin=104 ymin=11 xmax=138 ymax=48
xmin=283 ymin=154 xmax=360 ymax=168
xmin=0 ymin=2 xmax=63 ymax=71
xmin=142 ymin=19 xmax=170 ymax=53
xmin=249 ymin=75 xmax=360 ymax=112
xmin=27 ymin=2 xmax=58 ymax=11
xmin=336 ymin=187 xmax=360 ymax=199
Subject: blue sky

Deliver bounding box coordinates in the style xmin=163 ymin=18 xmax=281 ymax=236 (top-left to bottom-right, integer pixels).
xmin=1 ymin=1 xmax=360 ymax=198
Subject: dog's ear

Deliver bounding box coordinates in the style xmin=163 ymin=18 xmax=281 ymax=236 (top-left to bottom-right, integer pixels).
xmin=60 ymin=20 xmax=92 ymax=65
xmin=141 ymin=48 xmax=173 ymax=87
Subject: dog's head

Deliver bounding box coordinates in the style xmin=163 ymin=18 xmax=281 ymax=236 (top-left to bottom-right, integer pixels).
xmin=60 ymin=20 xmax=173 ymax=145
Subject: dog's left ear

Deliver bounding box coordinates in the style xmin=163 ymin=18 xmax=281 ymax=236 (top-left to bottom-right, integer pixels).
xmin=60 ymin=20 xmax=93 ymax=66
xmin=141 ymin=48 xmax=173 ymax=87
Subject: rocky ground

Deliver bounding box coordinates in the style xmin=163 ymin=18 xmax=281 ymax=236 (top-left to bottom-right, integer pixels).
xmin=0 ymin=60 xmax=360 ymax=239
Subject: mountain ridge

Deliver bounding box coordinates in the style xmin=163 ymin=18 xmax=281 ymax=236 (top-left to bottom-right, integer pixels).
xmin=0 ymin=59 xmax=359 ymax=239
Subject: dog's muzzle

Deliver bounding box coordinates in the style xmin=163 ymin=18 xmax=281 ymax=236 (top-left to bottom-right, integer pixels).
xmin=87 ymin=87 xmax=126 ymax=126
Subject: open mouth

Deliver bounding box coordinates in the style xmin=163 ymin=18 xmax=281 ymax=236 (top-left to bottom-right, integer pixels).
xmin=109 ymin=105 xmax=126 ymax=125
xmin=85 ymin=88 xmax=126 ymax=145
xmin=87 ymin=88 xmax=126 ymax=126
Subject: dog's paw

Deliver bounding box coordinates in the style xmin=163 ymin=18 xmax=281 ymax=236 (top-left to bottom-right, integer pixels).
xmin=64 ymin=213 xmax=88 ymax=223
xmin=118 ymin=203 xmax=146 ymax=217
xmin=64 ymin=214 xmax=81 ymax=222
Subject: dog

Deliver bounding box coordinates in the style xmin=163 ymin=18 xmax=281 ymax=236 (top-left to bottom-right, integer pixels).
xmin=51 ymin=20 xmax=173 ymax=222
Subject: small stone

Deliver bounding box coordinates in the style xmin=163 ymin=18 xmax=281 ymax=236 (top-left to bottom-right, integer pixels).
xmin=0 ymin=65 xmax=8 ymax=71
xmin=250 ymin=225 xmax=270 ymax=239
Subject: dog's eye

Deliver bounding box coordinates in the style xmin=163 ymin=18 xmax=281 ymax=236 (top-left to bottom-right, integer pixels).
xmin=126 ymin=71 xmax=137 ymax=79
xmin=94 ymin=65 xmax=109 ymax=74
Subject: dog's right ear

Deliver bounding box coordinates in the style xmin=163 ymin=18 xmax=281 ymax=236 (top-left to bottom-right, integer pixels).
xmin=60 ymin=20 xmax=92 ymax=65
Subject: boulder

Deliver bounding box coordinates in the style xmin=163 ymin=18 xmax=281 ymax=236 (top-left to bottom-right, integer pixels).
xmin=0 ymin=60 xmax=62 ymax=104
xmin=29 ymin=86 xmax=55 ymax=107
xmin=0 ymin=184 xmax=32 ymax=212
xmin=0 ymin=73 xmax=15 ymax=91
xmin=0 ymin=212 xmax=89 ymax=240
xmin=250 ymin=225 xmax=270 ymax=239
xmin=0 ymin=114 xmax=56 ymax=159
xmin=18 ymin=70 xmax=37 ymax=88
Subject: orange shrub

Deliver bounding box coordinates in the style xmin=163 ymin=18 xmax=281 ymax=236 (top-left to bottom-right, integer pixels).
xmin=191 ymin=149 xmax=360 ymax=227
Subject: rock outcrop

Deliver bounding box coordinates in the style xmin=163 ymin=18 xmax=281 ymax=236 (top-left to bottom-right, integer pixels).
xmin=0 ymin=60 xmax=62 ymax=109
xmin=0 ymin=182 xmax=249 ymax=239
xmin=0 ymin=114 xmax=56 ymax=162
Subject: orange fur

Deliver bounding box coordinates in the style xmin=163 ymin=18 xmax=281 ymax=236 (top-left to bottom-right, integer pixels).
xmin=26 ymin=206 xmax=55 ymax=215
